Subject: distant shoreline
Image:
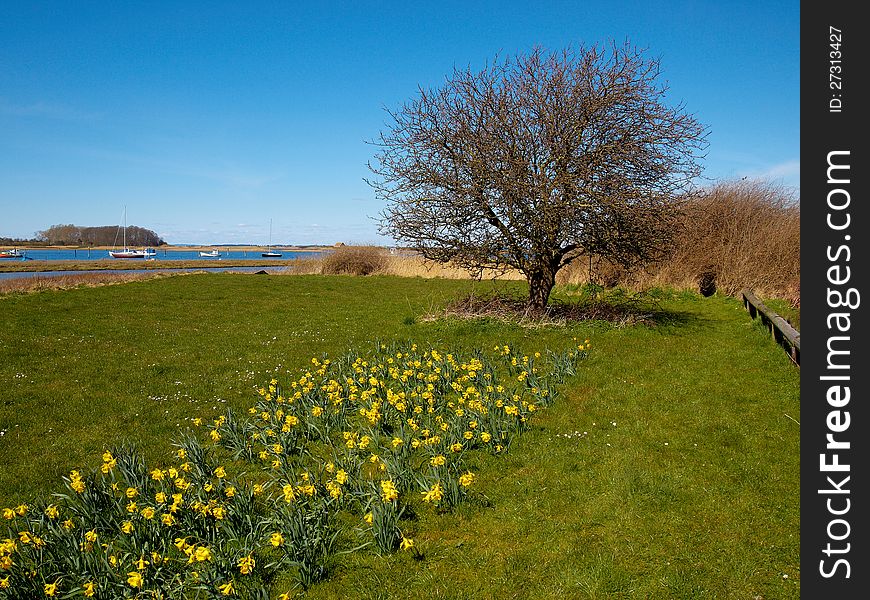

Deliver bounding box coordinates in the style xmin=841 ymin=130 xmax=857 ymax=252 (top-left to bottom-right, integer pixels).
xmin=1 ymin=244 xmax=335 ymax=252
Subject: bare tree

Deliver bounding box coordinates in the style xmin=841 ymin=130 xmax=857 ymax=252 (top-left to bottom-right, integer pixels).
xmin=368 ymin=43 xmax=708 ymax=310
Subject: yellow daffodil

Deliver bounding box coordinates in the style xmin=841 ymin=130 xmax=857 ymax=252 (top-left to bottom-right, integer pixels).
xmin=194 ymin=546 xmax=212 ymax=562
xmin=238 ymin=554 xmax=255 ymax=575
xmin=127 ymin=571 xmax=143 ymax=588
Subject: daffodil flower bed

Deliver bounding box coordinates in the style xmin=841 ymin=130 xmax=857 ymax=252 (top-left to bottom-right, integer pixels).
xmin=1 ymin=341 xmax=588 ymax=598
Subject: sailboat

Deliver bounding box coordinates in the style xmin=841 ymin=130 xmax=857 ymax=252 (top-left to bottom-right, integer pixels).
xmin=109 ymin=207 xmax=156 ymax=259
xmin=262 ymin=219 xmax=282 ymax=257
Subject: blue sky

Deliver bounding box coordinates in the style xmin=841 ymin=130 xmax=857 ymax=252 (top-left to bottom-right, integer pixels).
xmin=0 ymin=1 xmax=799 ymax=245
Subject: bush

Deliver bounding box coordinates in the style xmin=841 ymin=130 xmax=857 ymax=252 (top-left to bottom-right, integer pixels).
xmin=555 ymin=179 xmax=800 ymax=305
xmin=667 ymin=179 xmax=800 ymax=299
xmin=321 ymin=246 xmax=388 ymax=276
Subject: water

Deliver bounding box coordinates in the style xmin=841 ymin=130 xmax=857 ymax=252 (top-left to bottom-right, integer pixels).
xmin=0 ymin=248 xmax=323 ymax=281
xmin=1 ymin=248 xmax=321 ymax=261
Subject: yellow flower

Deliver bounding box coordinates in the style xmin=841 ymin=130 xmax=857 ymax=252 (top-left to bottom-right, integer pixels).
xmin=127 ymin=571 xmax=143 ymax=588
xmin=430 ymin=455 xmax=446 ymax=467
xmin=102 ymin=450 xmax=114 ymax=463
xmin=155 ymin=492 xmax=167 ymax=504
xmin=421 ymin=482 xmax=443 ymax=503
xmin=1 ymin=508 xmax=13 ymax=520
xmin=71 ymin=479 xmax=86 ymax=494
xmin=311 ymin=406 xmax=323 ymax=417
xmin=126 ymin=501 xmax=137 ymax=513
xmin=194 ymin=546 xmax=212 ymax=562
xmin=238 ymin=554 xmax=255 ymax=575
xmin=380 ymin=479 xmax=398 ymax=503
xmin=214 ymin=466 xmax=227 ymax=479
xmin=335 ymin=469 xmax=348 ymax=485
xmin=450 ymin=442 xmax=463 ymax=453
xmin=177 ymin=448 xmax=187 ymax=459
xmin=121 ymin=521 xmax=134 ymax=534
xmin=161 ymin=513 xmax=176 ymax=526
xmin=218 ymin=580 xmax=235 ymax=596
xmin=45 ymin=504 xmax=59 ymax=519
xmin=62 ymin=519 xmax=75 ymax=530
xmin=44 ymin=581 xmax=59 ymax=596
xmin=400 ymin=536 xmax=415 ymax=551
xmin=83 ymin=582 xmax=96 ymax=597
xmin=84 ymin=530 xmax=98 ymax=543
xmin=141 ymin=507 xmax=155 ymax=520
xmin=480 ymin=432 xmax=492 ymax=443
xmin=125 ymin=487 xmax=138 ymax=499
xmin=364 ymin=512 xmax=373 ymax=525
xmin=270 ymin=532 xmax=285 ymax=547
xmin=225 ymin=486 xmax=236 ymax=498
xmin=0 ymin=577 xmax=9 ymax=589
xmin=212 ymin=506 xmax=226 ymax=520
xmin=458 ymin=471 xmax=475 ymax=487
xmin=134 ymin=555 xmax=149 ymax=570
xmin=253 ymin=484 xmax=264 ymax=495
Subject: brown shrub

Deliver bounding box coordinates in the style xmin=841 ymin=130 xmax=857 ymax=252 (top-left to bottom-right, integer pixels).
xmin=557 ymin=179 xmax=800 ymax=303
xmin=321 ymin=245 xmax=389 ymax=276
xmin=663 ymin=179 xmax=800 ymax=298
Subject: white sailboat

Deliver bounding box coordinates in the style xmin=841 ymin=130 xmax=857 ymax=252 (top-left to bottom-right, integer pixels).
xmin=199 ymin=249 xmax=221 ymax=258
xmin=109 ymin=207 xmax=156 ymax=259
xmin=262 ymin=219 xmax=282 ymax=257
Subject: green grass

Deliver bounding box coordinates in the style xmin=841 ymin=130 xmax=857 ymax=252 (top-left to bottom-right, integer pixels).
xmin=0 ymin=274 xmax=800 ymax=598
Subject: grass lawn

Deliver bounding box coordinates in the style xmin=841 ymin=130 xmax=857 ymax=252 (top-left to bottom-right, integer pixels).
xmin=0 ymin=274 xmax=800 ymax=598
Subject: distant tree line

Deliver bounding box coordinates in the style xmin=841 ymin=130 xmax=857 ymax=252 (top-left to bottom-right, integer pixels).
xmin=32 ymin=224 xmax=166 ymax=246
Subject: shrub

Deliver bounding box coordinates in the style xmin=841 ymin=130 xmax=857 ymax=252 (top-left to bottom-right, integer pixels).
xmin=321 ymin=246 xmax=388 ymax=276
xmin=555 ymin=179 xmax=800 ymax=304
xmin=667 ymin=179 xmax=800 ymax=299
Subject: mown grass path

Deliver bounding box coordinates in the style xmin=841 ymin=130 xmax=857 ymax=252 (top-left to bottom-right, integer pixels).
xmin=0 ymin=274 xmax=799 ymax=598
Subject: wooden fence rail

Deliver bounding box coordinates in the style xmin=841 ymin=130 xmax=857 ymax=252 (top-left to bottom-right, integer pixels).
xmin=741 ymin=289 xmax=800 ymax=366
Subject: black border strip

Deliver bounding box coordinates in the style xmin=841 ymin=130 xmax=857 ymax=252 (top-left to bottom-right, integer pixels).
xmin=801 ymin=2 xmax=868 ymax=596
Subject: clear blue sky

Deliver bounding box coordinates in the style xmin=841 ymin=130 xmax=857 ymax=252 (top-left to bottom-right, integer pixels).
xmin=0 ymin=1 xmax=799 ymax=245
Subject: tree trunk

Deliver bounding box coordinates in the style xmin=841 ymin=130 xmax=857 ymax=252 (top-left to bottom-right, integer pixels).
xmin=527 ymin=267 xmax=556 ymax=313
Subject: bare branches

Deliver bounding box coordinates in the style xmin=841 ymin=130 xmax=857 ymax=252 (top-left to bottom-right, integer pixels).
xmin=369 ymin=42 xmax=708 ymax=309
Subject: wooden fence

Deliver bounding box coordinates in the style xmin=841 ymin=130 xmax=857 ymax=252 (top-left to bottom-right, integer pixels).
xmin=741 ymin=289 xmax=800 ymax=366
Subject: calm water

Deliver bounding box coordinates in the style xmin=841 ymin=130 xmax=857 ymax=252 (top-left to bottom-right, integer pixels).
xmin=0 ymin=248 xmax=322 ymax=280
xmin=1 ymin=248 xmax=320 ymax=261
